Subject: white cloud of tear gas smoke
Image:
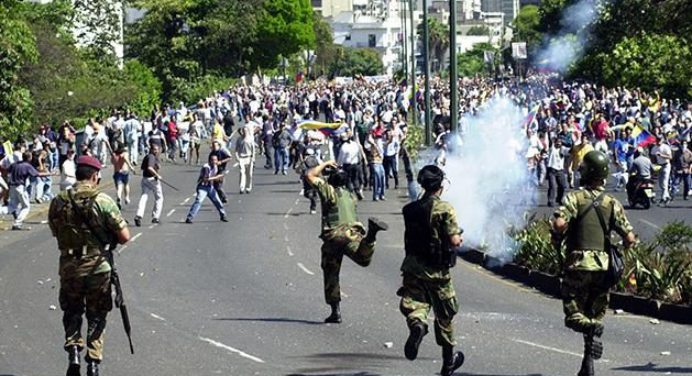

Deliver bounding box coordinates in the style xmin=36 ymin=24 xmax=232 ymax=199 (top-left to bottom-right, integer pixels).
xmin=537 ymin=0 xmax=602 ymax=72
xmin=417 ymin=97 xmax=536 ymax=264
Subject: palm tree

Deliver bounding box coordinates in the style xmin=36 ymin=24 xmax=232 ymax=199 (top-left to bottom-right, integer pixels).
xmin=417 ymin=18 xmax=449 ymax=72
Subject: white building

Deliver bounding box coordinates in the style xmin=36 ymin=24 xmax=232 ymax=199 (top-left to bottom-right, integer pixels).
xmin=331 ymin=0 xmax=418 ymax=76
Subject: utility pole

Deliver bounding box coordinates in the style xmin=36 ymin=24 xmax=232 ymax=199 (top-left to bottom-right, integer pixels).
xmin=422 ymin=0 xmax=431 ymax=145
xmin=449 ymin=0 xmax=458 ymax=133
xmin=409 ymin=0 xmax=417 ymax=125
xmin=401 ymin=0 xmax=408 ymax=83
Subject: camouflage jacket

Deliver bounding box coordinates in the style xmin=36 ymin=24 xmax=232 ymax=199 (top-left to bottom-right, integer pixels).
xmin=400 ymin=196 xmax=461 ymax=282
xmin=49 ymin=182 xmax=127 ymax=278
xmin=554 ymin=186 xmax=633 ymax=272
xmin=312 ymin=177 xmax=362 ymax=234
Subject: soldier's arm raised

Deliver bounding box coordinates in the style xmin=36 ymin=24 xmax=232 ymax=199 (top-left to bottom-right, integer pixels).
xmin=306 ymin=160 xmax=337 ymax=186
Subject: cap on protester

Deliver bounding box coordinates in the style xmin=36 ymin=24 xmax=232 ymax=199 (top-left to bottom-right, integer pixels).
xmin=76 ymin=155 xmax=102 ymax=171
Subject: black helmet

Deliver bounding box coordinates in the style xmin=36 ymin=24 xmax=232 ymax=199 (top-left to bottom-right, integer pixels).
xmin=579 ymin=150 xmax=609 ymax=184
xmin=417 ymin=165 xmax=445 ymax=191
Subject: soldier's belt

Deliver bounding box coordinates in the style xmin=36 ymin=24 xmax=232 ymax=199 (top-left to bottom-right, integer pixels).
xmin=60 ymin=246 xmax=103 ymax=258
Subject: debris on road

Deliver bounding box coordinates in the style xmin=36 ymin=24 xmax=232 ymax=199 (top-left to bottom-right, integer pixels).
xmin=614 ymin=309 xmax=624 ymax=315
xmin=660 ymin=351 xmax=671 ymax=356
xmin=649 ymin=319 xmax=660 ymax=325
xmin=383 ymin=342 xmax=393 ymax=348
xmin=49 ymin=305 xmax=56 ymax=310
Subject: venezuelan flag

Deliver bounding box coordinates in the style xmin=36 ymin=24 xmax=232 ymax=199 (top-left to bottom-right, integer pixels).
xmin=631 ymin=125 xmax=656 ymax=147
xmin=522 ymin=104 xmax=540 ymax=129
xmin=298 ymin=120 xmax=345 ymax=136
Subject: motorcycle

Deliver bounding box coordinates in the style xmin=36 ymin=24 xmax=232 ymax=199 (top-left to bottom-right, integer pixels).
xmin=627 ymin=175 xmax=656 ymax=209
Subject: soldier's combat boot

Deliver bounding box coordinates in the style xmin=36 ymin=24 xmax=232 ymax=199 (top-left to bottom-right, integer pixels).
xmin=66 ymin=345 xmax=80 ymax=376
xmin=85 ymin=357 xmax=99 ymax=376
xmin=440 ymin=345 xmax=465 ymax=376
xmin=324 ymin=302 xmax=341 ymax=323
xmin=578 ymin=335 xmax=595 ymax=376
xmin=404 ymin=321 xmax=427 ymax=360
xmin=365 ymin=217 xmax=388 ymax=243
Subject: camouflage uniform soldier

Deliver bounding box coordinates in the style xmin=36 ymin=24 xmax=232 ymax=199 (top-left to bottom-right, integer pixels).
xmin=552 ymin=151 xmax=635 ymax=376
xmin=49 ymin=156 xmax=131 ymax=376
xmin=398 ymin=165 xmax=465 ymax=376
xmin=306 ymin=160 xmax=388 ymax=323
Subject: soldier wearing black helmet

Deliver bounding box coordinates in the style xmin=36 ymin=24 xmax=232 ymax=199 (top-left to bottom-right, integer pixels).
xmin=552 ymin=150 xmax=635 ymax=376
xmin=305 ymin=160 xmax=388 ymax=323
xmin=398 ymin=165 xmax=465 ymax=376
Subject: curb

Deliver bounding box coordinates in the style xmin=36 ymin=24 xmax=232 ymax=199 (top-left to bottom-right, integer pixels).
xmin=457 ymin=248 xmax=692 ymax=325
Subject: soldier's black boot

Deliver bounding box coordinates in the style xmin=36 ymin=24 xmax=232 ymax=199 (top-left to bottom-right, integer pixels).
xmin=66 ymin=345 xmax=80 ymax=376
xmin=440 ymin=345 xmax=465 ymax=376
xmin=324 ymin=302 xmax=341 ymax=323
xmin=404 ymin=321 xmax=427 ymax=360
xmin=365 ymin=217 xmax=388 ymax=243
xmin=578 ymin=335 xmax=595 ymax=376
xmin=85 ymin=356 xmax=99 ymax=376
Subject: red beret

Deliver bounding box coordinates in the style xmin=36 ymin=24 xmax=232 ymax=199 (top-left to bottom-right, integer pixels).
xmin=76 ymin=155 xmax=102 ymax=170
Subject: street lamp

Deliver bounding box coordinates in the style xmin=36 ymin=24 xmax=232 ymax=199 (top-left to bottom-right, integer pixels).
xmin=422 ymin=0 xmax=431 ymax=145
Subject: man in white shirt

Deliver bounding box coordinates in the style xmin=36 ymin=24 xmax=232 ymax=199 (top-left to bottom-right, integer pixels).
xmin=652 ymin=135 xmax=673 ymax=204
xmin=59 ymin=149 xmax=76 ymax=191
xmin=546 ymin=137 xmax=568 ymax=206
xmin=337 ymin=132 xmax=364 ymax=199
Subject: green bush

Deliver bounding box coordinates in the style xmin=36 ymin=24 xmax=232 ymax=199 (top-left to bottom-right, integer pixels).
xmin=621 ymin=221 xmax=692 ymax=305
xmin=510 ymin=216 xmax=565 ymax=275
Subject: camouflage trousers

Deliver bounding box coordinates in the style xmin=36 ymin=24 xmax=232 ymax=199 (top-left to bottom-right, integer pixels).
xmin=59 ymin=271 xmax=113 ymax=361
xmin=398 ymin=273 xmax=459 ymax=348
xmin=320 ymin=224 xmax=374 ymax=304
xmin=561 ymin=270 xmax=609 ymax=334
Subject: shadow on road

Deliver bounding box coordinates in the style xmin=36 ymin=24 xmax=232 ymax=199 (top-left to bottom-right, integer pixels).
xmin=212 ymin=317 xmax=324 ymax=325
xmin=457 ymin=373 xmax=544 ymax=376
xmin=612 ymin=362 xmax=692 ymax=374
xmin=286 ymin=373 xmax=380 ymax=376
xmin=254 ymin=180 xmax=299 ymax=186
xmin=286 ymin=352 xmax=402 ymax=376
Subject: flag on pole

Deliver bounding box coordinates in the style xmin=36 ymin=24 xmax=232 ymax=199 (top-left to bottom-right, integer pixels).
xmin=298 ymin=120 xmax=346 ymax=136
xmin=631 ymin=125 xmax=656 ymax=147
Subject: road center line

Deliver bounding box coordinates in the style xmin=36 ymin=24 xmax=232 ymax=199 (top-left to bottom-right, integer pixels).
xmin=116 ymin=245 xmax=128 ymax=255
xmin=639 ymin=218 xmax=661 ymax=230
xmin=166 ymin=209 xmax=176 ymax=217
xmin=150 ymin=313 xmax=166 ymax=321
xmin=199 ymin=337 xmax=265 ymax=363
xmin=286 ymin=246 xmax=294 ymax=256
xmin=283 ymin=223 xmax=289 ymax=230
xmin=297 ymin=262 xmax=315 ymax=275
xmin=284 ymin=207 xmax=293 ymax=218
xmin=180 ymin=197 xmax=191 ymax=205
xmin=511 ymin=338 xmax=609 ymax=363
xmin=131 ymin=233 xmax=142 ymax=242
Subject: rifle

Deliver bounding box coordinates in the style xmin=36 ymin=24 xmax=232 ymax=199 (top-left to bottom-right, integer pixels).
xmin=106 ymin=247 xmax=135 ymax=354
xmin=67 ymin=190 xmax=135 ymax=354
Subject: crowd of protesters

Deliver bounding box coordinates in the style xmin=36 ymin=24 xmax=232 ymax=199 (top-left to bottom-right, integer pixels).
xmin=1 ymin=72 xmax=691 ymax=230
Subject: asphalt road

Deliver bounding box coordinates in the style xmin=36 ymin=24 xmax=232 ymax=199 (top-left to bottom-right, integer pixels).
xmin=0 ymin=157 xmax=690 ymax=376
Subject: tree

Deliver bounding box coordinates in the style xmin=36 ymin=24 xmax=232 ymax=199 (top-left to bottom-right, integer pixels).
xmin=416 ymin=18 xmax=449 ymax=72
xmin=252 ymin=0 xmax=315 ymax=69
xmin=72 ymin=0 xmax=123 ymax=58
xmin=456 ymin=43 xmax=495 ymax=77
xmin=0 ymin=0 xmax=38 ymax=140
xmin=466 ymin=25 xmax=490 ymax=36
xmin=513 ymin=5 xmax=542 ymax=57
xmin=599 ymin=34 xmax=691 ymax=98
xmin=313 ymin=13 xmax=337 ymax=77
xmin=330 ymin=48 xmax=383 ymax=77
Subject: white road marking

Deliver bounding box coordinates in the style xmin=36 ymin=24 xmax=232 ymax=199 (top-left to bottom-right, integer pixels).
xmin=340 ymin=291 xmax=349 ymax=298
xmin=150 ymin=313 xmax=166 ymax=321
xmin=131 ymin=233 xmax=142 ymax=242
xmin=639 ymin=219 xmax=661 ymax=230
xmin=286 ymin=246 xmax=294 ymax=256
xmin=283 ymin=223 xmax=289 ymax=230
xmin=294 ymin=198 xmax=300 ymax=205
xmin=297 ymin=262 xmax=315 ymax=275
xmin=511 ymin=339 xmax=609 ymax=363
xmin=180 ymin=197 xmax=191 ymax=205
xmin=284 ymin=235 xmax=289 ymax=242
xmin=199 ymin=337 xmax=265 ymax=363
xmin=284 ymin=207 xmax=293 ymax=218
xmin=166 ymin=209 xmax=176 ymax=217
xmin=116 ymin=245 xmax=128 ymax=255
